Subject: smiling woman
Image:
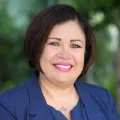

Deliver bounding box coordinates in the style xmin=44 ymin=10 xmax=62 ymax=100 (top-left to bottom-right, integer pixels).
xmin=0 ymin=4 xmax=119 ymax=120
xmin=40 ymin=20 xmax=85 ymax=86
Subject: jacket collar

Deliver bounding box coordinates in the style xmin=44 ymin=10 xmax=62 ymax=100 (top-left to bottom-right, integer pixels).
xmin=27 ymin=74 xmax=53 ymax=120
xmin=75 ymin=80 xmax=112 ymax=120
xmin=74 ymin=80 xmax=100 ymax=110
xmin=26 ymin=74 xmax=108 ymax=120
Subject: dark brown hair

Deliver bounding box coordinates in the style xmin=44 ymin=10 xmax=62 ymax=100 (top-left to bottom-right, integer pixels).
xmin=24 ymin=4 xmax=96 ymax=78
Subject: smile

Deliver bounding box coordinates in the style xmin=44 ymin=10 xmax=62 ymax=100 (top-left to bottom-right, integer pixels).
xmin=53 ymin=63 xmax=73 ymax=72
xmin=56 ymin=65 xmax=71 ymax=68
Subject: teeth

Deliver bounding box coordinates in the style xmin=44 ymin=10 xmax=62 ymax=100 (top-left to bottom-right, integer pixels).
xmin=56 ymin=65 xmax=71 ymax=68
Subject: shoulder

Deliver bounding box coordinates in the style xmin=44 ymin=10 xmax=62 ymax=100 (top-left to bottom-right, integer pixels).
xmin=0 ymin=82 xmax=28 ymax=103
xmin=0 ymin=83 xmax=29 ymax=118
xmin=76 ymin=80 xmax=110 ymax=98
xmin=81 ymin=82 xmax=108 ymax=96
xmin=81 ymin=82 xmax=114 ymax=107
xmin=76 ymin=81 xmax=119 ymax=118
xmin=78 ymin=81 xmax=113 ymax=105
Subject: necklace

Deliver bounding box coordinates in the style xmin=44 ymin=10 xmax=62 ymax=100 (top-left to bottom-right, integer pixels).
xmin=59 ymin=106 xmax=68 ymax=113
xmin=40 ymin=85 xmax=75 ymax=114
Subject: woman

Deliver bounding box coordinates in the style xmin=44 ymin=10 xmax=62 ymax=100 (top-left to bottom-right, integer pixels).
xmin=0 ymin=4 xmax=119 ymax=120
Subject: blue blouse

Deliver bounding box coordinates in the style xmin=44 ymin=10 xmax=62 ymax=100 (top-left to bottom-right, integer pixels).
xmin=48 ymin=100 xmax=87 ymax=120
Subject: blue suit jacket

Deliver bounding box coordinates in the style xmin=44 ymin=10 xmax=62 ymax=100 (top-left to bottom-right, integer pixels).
xmin=0 ymin=74 xmax=119 ymax=120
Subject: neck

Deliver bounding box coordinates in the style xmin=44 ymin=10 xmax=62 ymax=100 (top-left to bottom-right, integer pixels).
xmin=38 ymin=74 xmax=79 ymax=115
xmin=38 ymin=75 xmax=75 ymax=99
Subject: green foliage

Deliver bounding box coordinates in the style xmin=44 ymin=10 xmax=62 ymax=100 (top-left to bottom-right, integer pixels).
xmin=0 ymin=80 xmax=16 ymax=92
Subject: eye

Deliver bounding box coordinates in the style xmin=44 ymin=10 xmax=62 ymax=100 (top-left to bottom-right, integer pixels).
xmin=49 ymin=42 xmax=59 ymax=46
xmin=71 ymin=44 xmax=81 ymax=48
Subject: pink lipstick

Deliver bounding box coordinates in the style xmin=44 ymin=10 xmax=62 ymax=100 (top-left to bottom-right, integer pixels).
xmin=53 ymin=62 xmax=73 ymax=72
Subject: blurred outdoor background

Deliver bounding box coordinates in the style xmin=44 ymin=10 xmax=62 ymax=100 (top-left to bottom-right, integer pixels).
xmin=0 ymin=0 xmax=120 ymax=112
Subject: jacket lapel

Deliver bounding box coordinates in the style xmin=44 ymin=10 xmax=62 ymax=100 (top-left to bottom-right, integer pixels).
xmin=75 ymin=80 xmax=112 ymax=120
xmin=26 ymin=74 xmax=112 ymax=120
xmin=26 ymin=74 xmax=53 ymax=120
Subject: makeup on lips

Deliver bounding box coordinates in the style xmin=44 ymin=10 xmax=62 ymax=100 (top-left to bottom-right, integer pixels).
xmin=53 ymin=62 xmax=73 ymax=72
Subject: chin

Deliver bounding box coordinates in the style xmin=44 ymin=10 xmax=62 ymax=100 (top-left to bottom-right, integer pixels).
xmin=54 ymin=77 xmax=75 ymax=84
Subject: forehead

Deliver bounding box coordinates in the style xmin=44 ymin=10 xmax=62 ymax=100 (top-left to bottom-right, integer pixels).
xmin=48 ymin=20 xmax=85 ymax=41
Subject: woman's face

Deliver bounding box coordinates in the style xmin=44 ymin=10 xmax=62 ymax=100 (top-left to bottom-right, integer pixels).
xmin=39 ymin=20 xmax=85 ymax=84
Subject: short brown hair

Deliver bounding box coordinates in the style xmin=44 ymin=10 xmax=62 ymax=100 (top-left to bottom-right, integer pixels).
xmin=24 ymin=4 xmax=96 ymax=78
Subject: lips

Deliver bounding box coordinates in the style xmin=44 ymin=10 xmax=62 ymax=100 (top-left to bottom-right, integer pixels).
xmin=53 ymin=62 xmax=73 ymax=72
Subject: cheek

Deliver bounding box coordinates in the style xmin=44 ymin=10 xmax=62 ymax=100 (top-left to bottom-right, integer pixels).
xmin=74 ymin=52 xmax=85 ymax=76
xmin=74 ymin=51 xmax=85 ymax=65
xmin=40 ymin=48 xmax=57 ymax=67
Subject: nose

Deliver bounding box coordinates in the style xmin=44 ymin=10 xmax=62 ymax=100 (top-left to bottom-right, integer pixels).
xmin=57 ymin=51 xmax=72 ymax=60
xmin=56 ymin=43 xmax=72 ymax=60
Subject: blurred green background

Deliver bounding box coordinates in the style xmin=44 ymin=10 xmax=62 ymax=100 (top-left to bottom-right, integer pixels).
xmin=0 ymin=0 xmax=120 ymax=112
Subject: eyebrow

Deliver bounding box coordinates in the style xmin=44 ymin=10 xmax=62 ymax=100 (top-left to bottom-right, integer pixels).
xmin=48 ymin=37 xmax=83 ymax=43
